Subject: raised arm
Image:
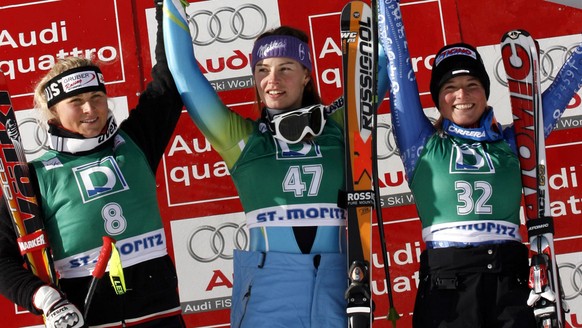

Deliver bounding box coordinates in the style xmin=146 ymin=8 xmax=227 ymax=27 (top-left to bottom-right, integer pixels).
xmin=121 ymin=0 xmax=184 ymax=172
xmin=541 ymin=41 xmax=582 ymax=137
xmin=378 ymin=0 xmax=434 ymax=178
xmin=163 ymin=0 xmax=253 ymax=167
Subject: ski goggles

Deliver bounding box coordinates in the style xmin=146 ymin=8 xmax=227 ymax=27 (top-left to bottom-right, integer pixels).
xmin=271 ymin=104 xmax=326 ymax=144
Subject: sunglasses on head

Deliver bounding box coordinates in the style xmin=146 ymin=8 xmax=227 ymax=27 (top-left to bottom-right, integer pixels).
xmin=270 ymin=104 xmax=326 ymax=144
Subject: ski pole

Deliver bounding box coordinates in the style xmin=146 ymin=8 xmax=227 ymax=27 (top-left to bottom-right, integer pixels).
xmin=83 ymin=236 xmax=115 ymax=319
xmin=371 ymin=0 xmax=399 ymax=326
xmin=371 ymin=111 xmax=399 ymax=326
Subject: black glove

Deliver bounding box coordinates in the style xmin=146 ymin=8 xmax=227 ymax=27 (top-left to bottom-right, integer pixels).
xmin=33 ymin=285 xmax=85 ymax=328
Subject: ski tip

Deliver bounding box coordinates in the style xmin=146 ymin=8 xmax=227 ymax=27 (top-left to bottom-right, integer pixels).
xmin=500 ymin=29 xmax=532 ymax=42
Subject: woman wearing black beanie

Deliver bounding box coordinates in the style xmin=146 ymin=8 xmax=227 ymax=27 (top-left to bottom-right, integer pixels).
xmin=381 ymin=33 xmax=581 ymax=327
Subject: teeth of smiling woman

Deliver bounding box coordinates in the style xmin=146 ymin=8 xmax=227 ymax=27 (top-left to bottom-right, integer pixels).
xmin=454 ymin=104 xmax=473 ymax=110
xmin=82 ymin=118 xmax=98 ymax=123
xmin=268 ymin=90 xmax=283 ymax=95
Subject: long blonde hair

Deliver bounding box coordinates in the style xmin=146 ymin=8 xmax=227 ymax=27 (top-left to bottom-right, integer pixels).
xmin=33 ymin=57 xmax=99 ymax=123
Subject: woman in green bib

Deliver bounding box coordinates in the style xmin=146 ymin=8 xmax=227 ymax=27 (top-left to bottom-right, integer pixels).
xmin=0 ymin=2 xmax=185 ymax=327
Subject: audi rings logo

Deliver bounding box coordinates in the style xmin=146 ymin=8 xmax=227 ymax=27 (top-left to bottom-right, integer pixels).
xmin=187 ymin=222 xmax=248 ymax=262
xmin=377 ymin=116 xmax=436 ymax=160
xmin=377 ymin=122 xmax=399 ymax=160
xmin=494 ymin=43 xmax=582 ymax=86
xmin=19 ymin=118 xmax=49 ymax=155
xmin=559 ymin=261 xmax=582 ymax=301
xmin=188 ymin=5 xmax=268 ymax=46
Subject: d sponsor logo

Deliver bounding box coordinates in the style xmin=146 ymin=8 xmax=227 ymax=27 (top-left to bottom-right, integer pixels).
xmin=73 ymin=156 xmax=129 ymax=203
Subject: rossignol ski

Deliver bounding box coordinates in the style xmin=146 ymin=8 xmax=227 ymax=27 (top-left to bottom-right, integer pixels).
xmin=501 ymin=29 xmax=565 ymax=328
xmin=341 ymin=2 xmax=377 ymax=327
xmin=0 ymin=71 xmax=57 ymax=284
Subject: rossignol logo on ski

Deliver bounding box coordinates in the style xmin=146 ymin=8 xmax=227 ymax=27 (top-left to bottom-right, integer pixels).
xmin=345 ymin=190 xmax=374 ymax=207
xmin=357 ymin=13 xmax=374 ymax=138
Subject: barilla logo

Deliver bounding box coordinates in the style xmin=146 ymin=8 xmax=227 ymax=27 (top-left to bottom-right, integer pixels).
xmin=17 ymin=230 xmax=48 ymax=255
xmin=61 ymin=71 xmax=99 ymax=93
xmin=435 ymin=46 xmax=477 ymax=66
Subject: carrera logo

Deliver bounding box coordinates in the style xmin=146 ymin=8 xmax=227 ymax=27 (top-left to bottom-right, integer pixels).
xmin=446 ymin=124 xmax=486 ymax=138
xmin=73 ymin=156 xmax=129 ymax=203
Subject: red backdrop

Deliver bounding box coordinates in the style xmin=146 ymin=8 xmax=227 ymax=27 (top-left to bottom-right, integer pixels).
xmin=1 ymin=0 xmax=582 ymax=327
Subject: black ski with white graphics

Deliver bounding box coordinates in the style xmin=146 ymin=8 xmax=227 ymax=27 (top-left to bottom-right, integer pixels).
xmin=340 ymin=1 xmax=377 ymax=327
xmin=501 ymin=29 xmax=565 ymax=328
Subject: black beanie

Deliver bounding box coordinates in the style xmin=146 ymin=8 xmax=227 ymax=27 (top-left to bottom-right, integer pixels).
xmin=429 ymin=43 xmax=490 ymax=108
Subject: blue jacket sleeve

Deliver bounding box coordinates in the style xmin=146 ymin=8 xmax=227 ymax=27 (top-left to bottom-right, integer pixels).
xmin=163 ymin=0 xmax=254 ymax=168
xmin=378 ymin=0 xmax=434 ymax=179
xmin=541 ymin=42 xmax=582 ymax=137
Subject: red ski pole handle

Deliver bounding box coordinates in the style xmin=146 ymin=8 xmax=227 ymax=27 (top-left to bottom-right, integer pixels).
xmin=84 ymin=236 xmax=115 ymax=319
xmin=92 ymin=236 xmax=114 ymax=279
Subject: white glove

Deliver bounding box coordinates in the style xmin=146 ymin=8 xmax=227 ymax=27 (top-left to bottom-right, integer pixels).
xmin=33 ymin=285 xmax=85 ymax=328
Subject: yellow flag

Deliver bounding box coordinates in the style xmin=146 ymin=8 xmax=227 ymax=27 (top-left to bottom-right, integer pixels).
xmin=108 ymin=243 xmax=126 ymax=295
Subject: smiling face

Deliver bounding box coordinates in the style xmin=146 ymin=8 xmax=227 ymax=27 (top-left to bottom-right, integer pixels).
xmin=438 ymin=75 xmax=488 ymax=128
xmin=254 ymin=57 xmax=311 ymax=112
xmin=51 ymin=91 xmax=109 ymax=138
